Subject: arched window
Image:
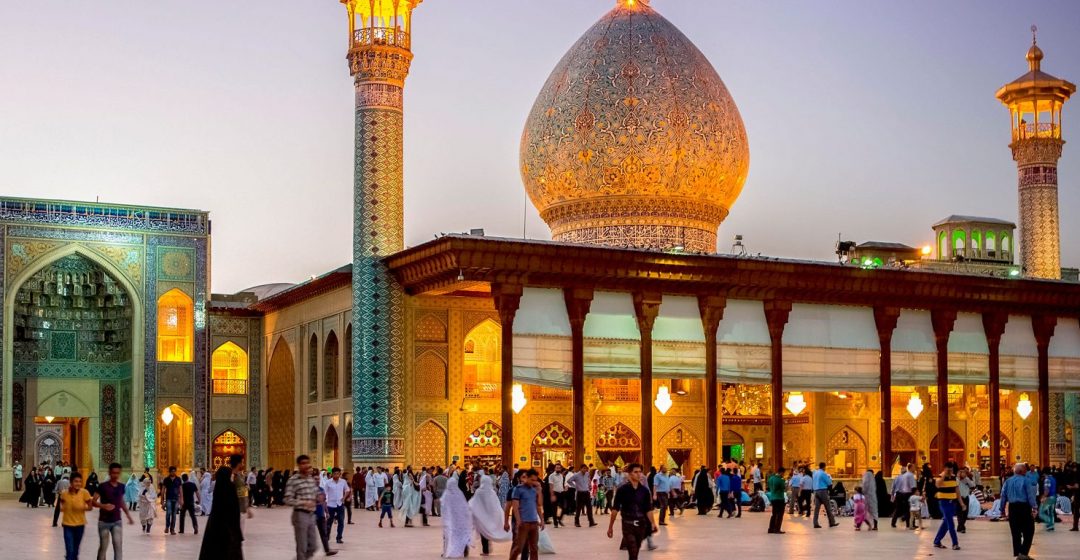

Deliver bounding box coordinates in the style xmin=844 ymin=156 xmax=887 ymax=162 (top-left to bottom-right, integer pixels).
xmin=937 ymin=231 xmax=948 ymax=260
xmin=952 ymin=230 xmax=967 ymax=258
xmin=308 ymin=334 xmax=318 ymax=403
xmin=984 ymin=231 xmax=997 ymax=259
xmin=324 ymin=331 xmax=339 ymax=399
xmin=970 ymin=230 xmax=982 ymax=258
xmin=157 ymin=289 xmax=193 ymax=362
xmin=344 ymin=324 xmax=353 ymax=398
xmin=309 ymin=426 xmax=318 ymax=451
xmin=1001 ymin=233 xmax=1012 ymax=261
xmin=463 ymin=320 xmax=501 ymax=399
xmin=211 ymin=341 xmax=248 ymax=394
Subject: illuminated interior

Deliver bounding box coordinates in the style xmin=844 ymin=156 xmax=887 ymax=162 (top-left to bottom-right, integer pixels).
xmin=157 ymin=403 xmax=193 ymax=472
xmin=156 ymin=288 xmax=193 ymax=362
xmin=463 ymin=320 xmax=501 ymax=399
xmin=211 ymin=341 xmax=248 ymax=395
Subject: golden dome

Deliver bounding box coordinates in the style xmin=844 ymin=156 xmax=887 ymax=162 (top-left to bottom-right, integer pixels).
xmin=520 ymin=0 xmax=749 ymax=252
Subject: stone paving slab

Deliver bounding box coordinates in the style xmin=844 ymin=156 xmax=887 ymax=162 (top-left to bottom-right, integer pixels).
xmin=1 ymin=499 xmax=1076 ymax=559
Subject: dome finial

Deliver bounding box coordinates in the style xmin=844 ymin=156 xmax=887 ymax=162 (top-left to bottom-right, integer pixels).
xmin=618 ymin=0 xmax=648 ymax=8
xmin=1026 ymin=25 xmax=1043 ymax=71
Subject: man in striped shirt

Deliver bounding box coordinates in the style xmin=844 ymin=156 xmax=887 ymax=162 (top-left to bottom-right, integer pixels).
xmin=285 ymin=455 xmax=323 ymax=560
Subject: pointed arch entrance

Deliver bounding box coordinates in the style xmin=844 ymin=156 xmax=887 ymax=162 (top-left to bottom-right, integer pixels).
xmin=659 ymin=424 xmax=702 ymax=473
xmin=3 ymin=244 xmax=146 ymax=470
xmin=463 ymin=420 xmax=502 ymax=467
xmin=157 ymin=403 xmax=193 ymax=471
xmin=825 ymin=425 xmax=867 ymax=477
xmin=532 ymin=422 xmax=574 ymax=468
xmin=929 ymin=428 xmax=965 ymax=467
xmin=323 ymin=424 xmax=339 ymax=469
xmin=267 ymin=338 xmax=296 ymax=469
xmin=890 ymin=427 xmax=917 ymax=474
xmin=596 ymin=422 xmax=641 ymax=468
xmin=211 ymin=429 xmax=246 ymax=471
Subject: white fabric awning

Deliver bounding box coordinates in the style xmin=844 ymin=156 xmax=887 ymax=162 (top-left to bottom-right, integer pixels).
xmin=948 ymin=313 xmax=989 ymax=354
xmin=654 ymin=296 xmax=705 ymax=342
xmin=893 ymin=309 xmax=935 ymax=353
xmin=783 ymin=304 xmax=879 ymax=349
xmin=583 ymin=291 xmax=640 ymax=340
xmin=718 ymin=299 xmax=771 ymax=345
xmin=515 ymin=287 xmax=571 ymax=336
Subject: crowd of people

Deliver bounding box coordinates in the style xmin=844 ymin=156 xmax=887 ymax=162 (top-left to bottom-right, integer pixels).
xmin=14 ymin=455 xmax=1080 ymax=560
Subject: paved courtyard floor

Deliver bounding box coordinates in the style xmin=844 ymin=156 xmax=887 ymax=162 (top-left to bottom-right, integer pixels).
xmin=1 ymin=499 xmax=1077 ymax=559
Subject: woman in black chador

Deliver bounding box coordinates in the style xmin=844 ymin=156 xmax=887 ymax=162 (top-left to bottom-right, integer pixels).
xmin=693 ymin=466 xmax=714 ymax=515
xmin=198 ymin=465 xmax=244 ymax=560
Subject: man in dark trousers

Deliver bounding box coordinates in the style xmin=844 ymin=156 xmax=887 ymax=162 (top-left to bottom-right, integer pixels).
xmin=569 ymin=464 xmax=596 ymax=527
xmin=767 ymin=467 xmax=787 ymax=534
xmin=179 ymin=473 xmax=200 ymax=534
xmin=607 ymin=463 xmax=656 ymax=560
xmin=1001 ymin=463 xmax=1038 ymax=560
xmin=160 ymin=466 xmax=181 ymax=535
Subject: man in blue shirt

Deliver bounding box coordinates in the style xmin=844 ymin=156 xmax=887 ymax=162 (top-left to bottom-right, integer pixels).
xmin=1002 ymin=463 xmax=1037 ymax=559
xmin=715 ymin=468 xmax=732 ymax=518
xmin=729 ymin=470 xmax=743 ymax=518
xmin=811 ymin=462 xmax=837 ymax=528
xmin=787 ymin=470 xmax=802 ymax=514
xmin=652 ymin=469 xmax=671 ymax=525
xmin=506 ymin=469 xmax=543 ymax=560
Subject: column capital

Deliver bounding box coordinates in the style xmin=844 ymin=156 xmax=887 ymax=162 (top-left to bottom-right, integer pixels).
xmin=1032 ymin=314 xmax=1058 ymax=348
xmin=873 ymin=306 xmax=900 ymax=342
xmin=931 ymin=309 xmax=957 ymax=343
xmin=563 ymin=286 xmax=594 ymax=330
xmin=697 ymin=294 xmax=727 ymax=335
xmin=982 ymin=312 xmax=1009 ymax=346
xmin=633 ymin=291 xmax=663 ymax=334
xmin=492 ymin=283 xmax=523 ymax=325
xmin=763 ymin=299 xmax=792 ymax=342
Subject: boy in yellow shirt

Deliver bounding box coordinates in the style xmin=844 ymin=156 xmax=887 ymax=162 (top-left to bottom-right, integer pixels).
xmin=58 ymin=472 xmax=93 ymax=560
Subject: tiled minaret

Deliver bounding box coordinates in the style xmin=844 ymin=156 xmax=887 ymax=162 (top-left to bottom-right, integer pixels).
xmin=997 ymin=29 xmax=1075 ymax=279
xmin=339 ymin=0 xmax=421 ymax=464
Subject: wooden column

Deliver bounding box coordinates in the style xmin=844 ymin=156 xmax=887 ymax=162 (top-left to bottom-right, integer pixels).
xmin=564 ymin=287 xmax=594 ymax=468
xmin=983 ymin=313 xmax=1008 ymax=475
xmin=493 ymin=283 xmax=522 ymax=468
xmin=764 ymin=300 xmax=791 ymax=471
xmin=931 ymin=309 xmax=956 ymax=469
xmin=1033 ymin=315 xmax=1057 ymax=467
xmin=873 ymin=307 xmax=900 ymax=472
xmin=698 ymin=295 xmax=727 ymax=470
xmin=633 ymin=292 xmax=662 ymax=468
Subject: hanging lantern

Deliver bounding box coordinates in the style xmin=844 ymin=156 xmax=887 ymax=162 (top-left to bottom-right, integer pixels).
xmin=654 ymin=385 xmax=673 ymax=414
xmin=511 ymin=384 xmax=527 ymax=414
xmin=785 ymin=392 xmax=806 ymax=415
xmin=1016 ymin=393 xmax=1033 ymax=420
xmin=161 ymin=406 xmax=175 ymax=426
xmin=906 ymin=391 xmax=924 ymax=420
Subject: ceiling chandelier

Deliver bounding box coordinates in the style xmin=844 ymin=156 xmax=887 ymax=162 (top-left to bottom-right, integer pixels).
xmin=511 ymin=384 xmax=527 ymax=414
xmin=785 ymin=392 xmax=806 ymax=415
xmin=161 ymin=406 xmax=174 ymax=426
xmin=655 ymin=385 xmax=673 ymax=415
xmin=1016 ymin=393 xmax=1033 ymax=420
xmin=906 ymin=391 xmax=924 ymax=420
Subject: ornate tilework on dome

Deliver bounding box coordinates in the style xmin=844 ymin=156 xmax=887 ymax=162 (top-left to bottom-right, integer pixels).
xmin=520 ymin=0 xmax=749 ymax=253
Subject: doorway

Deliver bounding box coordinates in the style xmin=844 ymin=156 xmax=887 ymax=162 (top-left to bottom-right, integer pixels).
xmin=723 ymin=444 xmax=745 ymax=463
xmin=34 ymin=417 xmax=91 ymax=471
xmin=157 ymin=404 xmax=193 ymax=473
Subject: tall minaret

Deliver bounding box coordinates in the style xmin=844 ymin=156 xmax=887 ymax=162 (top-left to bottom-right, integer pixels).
xmin=996 ymin=27 xmax=1075 ymax=279
xmin=339 ymin=0 xmax=420 ymax=464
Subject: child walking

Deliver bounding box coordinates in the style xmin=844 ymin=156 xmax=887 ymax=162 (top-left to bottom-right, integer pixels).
xmin=852 ymin=486 xmax=871 ymax=530
xmin=379 ymin=482 xmax=395 ymax=528
xmin=907 ymin=490 xmax=923 ymax=530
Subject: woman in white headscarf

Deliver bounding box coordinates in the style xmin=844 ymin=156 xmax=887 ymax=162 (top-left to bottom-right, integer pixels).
xmin=199 ymin=470 xmax=214 ymax=515
xmin=860 ymin=469 xmax=879 ymax=530
xmin=470 ymin=474 xmax=512 ymax=545
xmin=365 ymin=467 xmax=379 ymax=510
xmin=441 ymin=474 xmax=474 ymax=558
xmin=401 ymin=469 xmax=422 ymax=527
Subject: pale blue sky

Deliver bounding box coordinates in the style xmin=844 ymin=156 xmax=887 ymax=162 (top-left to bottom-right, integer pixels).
xmin=3 ymin=1 xmax=1079 ymax=293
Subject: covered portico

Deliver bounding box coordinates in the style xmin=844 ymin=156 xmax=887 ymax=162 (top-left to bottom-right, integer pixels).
xmin=388 ymin=235 xmax=1080 ymax=474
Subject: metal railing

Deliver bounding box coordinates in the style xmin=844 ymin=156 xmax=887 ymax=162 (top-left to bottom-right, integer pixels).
xmin=464 ymin=382 xmax=500 ymax=399
xmin=213 ymin=379 xmax=248 ymax=395
xmin=596 ymin=380 xmax=640 ymax=402
xmin=1018 ymin=122 xmax=1059 ymax=139
xmin=529 ymin=386 xmax=572 ymax=401
xmin=352 ymin=27 xmax=410 ymax=50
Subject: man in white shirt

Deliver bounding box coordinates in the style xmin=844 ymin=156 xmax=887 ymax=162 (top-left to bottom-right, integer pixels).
xmin=890 ymin=464 xmax=917 ymax=528
xmin=322 ymin=467 xmax=350 ymax=544
xmin=548 ymin=466 xmax=567 ymax=526
xmin=567 ymin=464 xmax=595 ymax=527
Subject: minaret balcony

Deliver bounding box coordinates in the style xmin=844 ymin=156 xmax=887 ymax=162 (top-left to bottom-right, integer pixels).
xmin=352 ymin=27 xmax=410 ymax=51
xmin=1016 ymin=121 xmax=1060 ymax=140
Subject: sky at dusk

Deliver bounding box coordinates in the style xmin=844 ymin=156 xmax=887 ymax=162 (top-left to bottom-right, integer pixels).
xmin=4 ymin=1 xmax=1080 ymax=294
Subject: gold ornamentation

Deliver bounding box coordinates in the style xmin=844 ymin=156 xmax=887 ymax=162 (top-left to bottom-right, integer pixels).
xmin=6 ymin=239 xmax=61 ymax=280
xmin=521 ymin=1 xmax=748 ymax=252
xmin=414 ymin=420 xmax=447 ymax=468
xmin=89 ymin=244 xmax=143 ymax=285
